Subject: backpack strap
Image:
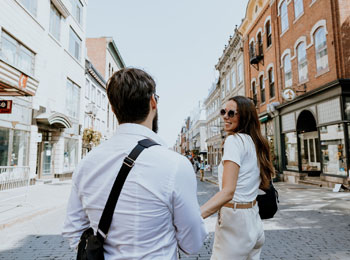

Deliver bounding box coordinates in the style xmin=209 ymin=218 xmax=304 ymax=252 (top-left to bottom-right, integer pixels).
xmin=96 ymin=138 xmax=159 ymax=240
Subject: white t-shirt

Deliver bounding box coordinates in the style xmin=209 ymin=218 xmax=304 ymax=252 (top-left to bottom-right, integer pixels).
xmin=218 ymin=133 xmax=260 ymax=202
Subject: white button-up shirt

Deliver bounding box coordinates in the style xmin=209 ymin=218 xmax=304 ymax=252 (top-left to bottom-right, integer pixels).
xmin=62 ymin=123 xmax=207 ymax=259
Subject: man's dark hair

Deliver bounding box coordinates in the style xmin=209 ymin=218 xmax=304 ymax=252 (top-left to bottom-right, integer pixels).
xmin=106 ymin=68 xmax=156 ymax=124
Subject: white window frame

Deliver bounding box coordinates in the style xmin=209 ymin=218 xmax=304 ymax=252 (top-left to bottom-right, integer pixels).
xmin=294 ymin=0 xmax=304 ymax=19
xmin=97 ymin=89 xmax=101 ymax=107
xmin=66 ymin=79 xmax=80 ymax=119
xmin=49 ymin=3 xmax=62 ymax=41
xmin=70 ymin=0 xmax=83 ymax=25
xmin=102 ymin=94 xmax=106 ymax=110
xmin=91 ymin=84 xmax=96 ymax=103
xmin=314 ymin=27 xmax=329 ymax=73
xmin=238 ymin=63 xmax=243 ymax=83
xmin=19 ymin=0 xmax=37 ymax=17
xmin=297 ymin=42 xmax=308 ymax=82
xmin=0 ymin=31 xmax=35 ymax=76
xmin=280 ymin=1 xmax=289 ymax=33
xmin=69 ymin=27 xmax=82 ymax=61
xmin=231 ymin=67 xmax=236 ymax=89
xmin=85 ymin=79 xmax=90 ymax=99
xmin=283 ymin=54 xmax=293 ymax=88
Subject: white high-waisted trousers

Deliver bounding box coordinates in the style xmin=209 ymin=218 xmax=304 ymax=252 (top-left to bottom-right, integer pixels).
xmin=211 ymin=204 xmax=265 ymax=260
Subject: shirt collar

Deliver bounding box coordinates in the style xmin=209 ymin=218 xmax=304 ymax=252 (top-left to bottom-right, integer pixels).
xmin=116 ymin=123 xmax=168 ymax=147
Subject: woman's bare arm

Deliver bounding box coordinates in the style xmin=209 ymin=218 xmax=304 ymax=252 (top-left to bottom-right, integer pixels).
xmin=200 ymin=161 xmax=239 ymax=219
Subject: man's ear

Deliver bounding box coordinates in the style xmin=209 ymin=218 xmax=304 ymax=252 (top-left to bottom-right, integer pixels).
xmin=150 ymin=94 xmax=157 ymax=110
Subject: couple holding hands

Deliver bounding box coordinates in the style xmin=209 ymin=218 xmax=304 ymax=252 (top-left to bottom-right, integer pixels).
xmin=63 ymin=68 xmax=274 ymax=260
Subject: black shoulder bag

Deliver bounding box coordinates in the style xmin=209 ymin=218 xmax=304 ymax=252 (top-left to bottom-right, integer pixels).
xmin=77 ymin=139 xmax=159 ymax=260
xmin=256 ymin=181 xmax=279 ymax=220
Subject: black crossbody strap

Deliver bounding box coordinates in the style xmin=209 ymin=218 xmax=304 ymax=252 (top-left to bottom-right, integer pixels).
xmin=97 ymin=139 xmax=159 ymax=240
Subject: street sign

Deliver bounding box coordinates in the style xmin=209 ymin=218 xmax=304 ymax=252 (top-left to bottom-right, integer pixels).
xmin=0 ymin=100 xmax=12 ymax=114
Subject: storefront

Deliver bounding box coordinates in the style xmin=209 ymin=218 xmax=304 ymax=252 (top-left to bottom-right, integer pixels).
xmin=278 ymin=80 xmax=350 ymax=185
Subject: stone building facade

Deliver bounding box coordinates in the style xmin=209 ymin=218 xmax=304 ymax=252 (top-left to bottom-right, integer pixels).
xmin=0 ymin=0 xmax=88 ymax=181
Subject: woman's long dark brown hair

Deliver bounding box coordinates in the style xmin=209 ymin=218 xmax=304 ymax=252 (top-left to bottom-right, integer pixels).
xmin=228 ymin=96 xmax=274 ymax=190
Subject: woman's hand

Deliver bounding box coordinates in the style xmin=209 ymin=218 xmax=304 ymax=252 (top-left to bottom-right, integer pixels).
xmin=200 ymin=161 xmax=239 ymax=219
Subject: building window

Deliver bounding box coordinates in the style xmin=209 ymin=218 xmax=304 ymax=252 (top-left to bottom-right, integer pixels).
xmin=257 ymin=32 xmax=263 ymax=56
xmin=284 ymin=132 xmax=298 ymax=170
xmin=69 ymin=27 xmax=81 ymax=61
xmin=91 ymin=85 xmax=96 ymax=103
xmin=231 ymin=68 xmax=236 ymax=89
xmin=97 ymin=89 xmax=101 ymax=107
xmin=259 ymin=75 xmax=265 ymax=104
xmin=102 ymin=94 xmax=106 ymax=110
xmin=320 ymin=124 xmax=347 ymax=176
xmin=226 ymin=75 xmax=230 ymax=93
xmin=0 ymin=31 xmax=35 ymax=75
xmin=252 ymin=81 xmax=257 ymax=105
xmin=280 ymin=1 xmax=289 ymax=33
xmin=249 ymin=41 xmax=255 ymax=58
xmin=221 ymin=83 xmax=225 ymax=99
xmin=266 ymin=21 xmax=272 ymax=47
xmin=314 ymin=27 xmax=328 ymax=72
xmin=49 ymin=3 xmax=61 ymax=41
xmin=64 ymin=138 xmax=78 ymax=172
xmin=238 ymin=63 xmax=243 ymax=83
xmin=283 ymin=54 xmax=292 ymax=88
xmin=85 ymin=79 xmax=90 ymax=99
xmin=19 ymin=0 xmax=37 ymax=17
xmin=70 ymin=0 xmax=83 ymax=25
xmin=268 ymin=68 xmax=275 ymax=98
xmin=297 ymin=42 xmax=308 ymax=82
xmin=66 ymin=79 xmax=80 ymax=118
xmin=294 ymin=0 xmax=304 ymax=19
xmin=0 ymin=127 xmax=29 ymax=166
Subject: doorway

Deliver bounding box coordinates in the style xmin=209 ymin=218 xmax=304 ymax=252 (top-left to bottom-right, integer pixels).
xmin=37 ymin=131 xmax=54 ymax=178
xmin=297 ymin=110 xmax=321 ymax=175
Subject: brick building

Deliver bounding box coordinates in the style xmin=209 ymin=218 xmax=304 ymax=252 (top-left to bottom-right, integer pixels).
xmin=275 ymin=0 xmax=350 ymax=186
xmin=241 ymin=0 xmax=350 ymax=186
xmin=240 ymin=0 xmax=281 ymax=171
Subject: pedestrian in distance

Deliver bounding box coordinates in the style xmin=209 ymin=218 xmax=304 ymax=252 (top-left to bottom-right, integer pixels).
xmin=62 ymin=68 xmax=207 ymax=259
xmin=200 ymin=96 xmax=275 ymax=260
xmin=199 ymin=159 xmax=205 ymax=182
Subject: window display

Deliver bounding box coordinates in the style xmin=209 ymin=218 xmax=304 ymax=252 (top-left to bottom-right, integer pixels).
xmin=320 ymin=124 xmax=347 ymax=176
xmin=284 ymin=132 xmax=298 ymax=170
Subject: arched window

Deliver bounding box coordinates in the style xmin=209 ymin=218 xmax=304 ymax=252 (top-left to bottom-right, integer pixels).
xmin=226 ymin=75 xmax=230 ymax=92
xmin=257 ymin=32 xmax=263 ymax=55
xmin=266 ymin=21 xmax=272 ymax=47
xmin=294 ymin=0 xmax=304 ymax=19
xmin=252 ymin=81 xmax=257 ymax=105
xmin=231 ymin=67 xmax=236 ymax=89
xmin=268 ymin=68 xmax=275 ymax=98
xmin=249 ymin=40 xmax=255 ymax=58
xmin=283 ymin=54 xmax=292 ymax=87
xmin=297 ymin=42 xmax=308 ymax=82
xmin=280 ymin=1 xmax=289 ymax=33
xmin=259 ymin=75 xmax=265 ymax=103
xmin=314 ymin=27 xmax=328 ymax=72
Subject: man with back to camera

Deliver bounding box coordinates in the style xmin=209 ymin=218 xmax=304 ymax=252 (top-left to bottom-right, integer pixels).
xmin=62 ymin=68 xmax=207 ymax=259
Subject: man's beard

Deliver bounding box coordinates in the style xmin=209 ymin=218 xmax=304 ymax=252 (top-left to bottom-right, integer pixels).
xmin=152 ymin=110 xmax=159 ymax=133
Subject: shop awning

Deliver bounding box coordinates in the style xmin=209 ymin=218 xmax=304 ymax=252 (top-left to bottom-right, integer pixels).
xmin=259 ymin=115 xmax=269 ymax=123
xmin=35 ymin=112 xmax=72 ymax=128
xmin=0 ymin=60 xmax=38 ymax=96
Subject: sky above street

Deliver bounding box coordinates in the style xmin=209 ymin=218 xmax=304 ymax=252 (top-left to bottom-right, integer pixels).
xmin=87 ymin=0 xmax=250 ymax=147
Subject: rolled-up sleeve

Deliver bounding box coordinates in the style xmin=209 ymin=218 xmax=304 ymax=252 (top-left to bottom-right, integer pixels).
xmin=62 ymin=178 xmax=89 ymax=249
xmin=172 ymin=157 xmax=208 ymax=254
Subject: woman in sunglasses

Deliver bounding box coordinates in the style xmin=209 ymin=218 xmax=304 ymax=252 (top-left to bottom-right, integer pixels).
xmin=200 ymin=96 xmax=274 ymax=260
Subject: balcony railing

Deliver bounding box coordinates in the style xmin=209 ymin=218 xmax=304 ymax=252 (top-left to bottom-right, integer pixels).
xmin=0 ymin=166 xmax=30 ymax=191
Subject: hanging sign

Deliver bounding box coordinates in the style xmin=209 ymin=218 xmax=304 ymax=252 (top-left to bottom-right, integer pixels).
xmin=0 ymin=100 xmax=12 ymax=114
xmin=282 ymin=88 xmax=296 ymax=101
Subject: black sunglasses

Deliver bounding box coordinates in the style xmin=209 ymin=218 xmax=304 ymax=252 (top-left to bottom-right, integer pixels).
xmin=154 ymin=93 xmax=159 ymax=103
xmin=220 ymin=109 xmax=237 ymax=118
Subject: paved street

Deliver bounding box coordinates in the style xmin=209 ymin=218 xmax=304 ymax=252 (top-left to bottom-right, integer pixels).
xmin=0 ymin=178 xmax=350 ymax=259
